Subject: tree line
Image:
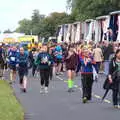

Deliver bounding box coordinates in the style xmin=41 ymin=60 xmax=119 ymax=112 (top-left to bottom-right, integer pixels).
xmin=15 ymin=10 xmax=74 ymax=38
xmin=67 ymin=0 xmax=120 ymax=21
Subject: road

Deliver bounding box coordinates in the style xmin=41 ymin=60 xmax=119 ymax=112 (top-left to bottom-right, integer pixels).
xmin=6 ymin=71 xmax=120 ymax=120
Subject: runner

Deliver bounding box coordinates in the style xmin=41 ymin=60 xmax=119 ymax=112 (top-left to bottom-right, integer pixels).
xmin=17 ymin=47 xmax=29 ymax=93
xmin=35 ymin=44 xmax=53 ymax=93
xmin=53 ymin=44 xmax=63 ymax=75
xmin=7 ymin=46 xmax=19 ymax=84
xmin=65 ymin=47 xmax=78 ymax=92
xmin=29 ymin=48 xmax=37 ymax=77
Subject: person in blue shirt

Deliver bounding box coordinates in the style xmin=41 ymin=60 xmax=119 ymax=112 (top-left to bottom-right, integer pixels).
xmin=80 ymin=48 xmax=96 ymax=103
xmin=35 ymin=45 xmax=53 ymax=93
xmin=54 ymin=44 xmax=63 ymax=75
xmin=7 ymin=46 xmax=19 ymax=84
xmin=17 ymin=47 xmax=29 ymax=93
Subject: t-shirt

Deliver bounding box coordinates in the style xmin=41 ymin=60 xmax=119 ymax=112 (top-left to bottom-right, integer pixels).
xmin=54 ymin=46 xmax=63 ymax=59
xmin=8 ymin=50 xmax=19 ymax=65
xmin=36 ymin=52 xmax=52 ymax=70
xmin=18 ymin=53 xmax=28 ymax=67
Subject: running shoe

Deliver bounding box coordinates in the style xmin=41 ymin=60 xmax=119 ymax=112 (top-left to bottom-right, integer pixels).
xmin=82 ymin=97 xmax=88 ymax=104
xmin=118 ymin=105 xmax=120 ymax=109
xmin=68 ymin=88 xmax=75 ymax=93
xmin=113 ymin=105 xmax=118 ymax=109
xmin=23 ymin=88 xmax=27 ymax=93
xmin=44 ymin=87 xmax=48 ymax=93
xmin=40 ymin=86 xmax=44 ymax=94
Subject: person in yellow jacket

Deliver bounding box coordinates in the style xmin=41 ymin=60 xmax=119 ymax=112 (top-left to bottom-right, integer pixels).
xmin=28 ymin=43 xmax=32 ymax=51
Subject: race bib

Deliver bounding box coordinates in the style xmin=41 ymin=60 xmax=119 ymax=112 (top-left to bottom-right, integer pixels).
xmin=41 ymin=56 xmax=48 ymax=64
xmin=11 ymin=57 xmax=15 ymax=61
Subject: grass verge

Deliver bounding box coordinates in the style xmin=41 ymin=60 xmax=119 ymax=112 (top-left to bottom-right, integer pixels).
xmin=0 ymin=80 xmax=24 ymax=120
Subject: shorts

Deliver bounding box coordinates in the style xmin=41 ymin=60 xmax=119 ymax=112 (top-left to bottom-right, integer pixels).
xmin=66 ymin=68 xmax=76 ymax=71
xmin=18 ymin=67 xmax=28 ymax=84
xmin=55 ymin=59 xmax=62 ymax=64
xmin=9 ymin=65 xmax=16 ymax=71
xmin=18 ymin=67 xmax=28 ymax=77
xmin=19 ymin=77 xmax=24 ymax=84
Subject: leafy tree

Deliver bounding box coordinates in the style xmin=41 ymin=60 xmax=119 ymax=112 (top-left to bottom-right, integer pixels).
xmin=31 ymin=9 xmax=45 ymax=35
xmin=67 ymin=0 xmax=120 ymax=21
xmin=16 ymin=19 xmax=32 ymax=34
xmin=16 ymin=10 xmax=74 ymax=38
xmin=3 ymin=29 xmax=12 ymax=33
xmin=31 ymin=9 xmax=41 ymax=25
xmin=39 ymin=12 xmax=74 ymax=38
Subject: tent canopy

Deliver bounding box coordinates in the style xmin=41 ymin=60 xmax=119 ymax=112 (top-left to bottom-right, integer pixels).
xmin=110 ymin=11 xmax=120 ymax=15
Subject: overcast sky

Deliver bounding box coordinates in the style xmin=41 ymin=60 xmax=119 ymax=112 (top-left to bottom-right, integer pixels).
xmin=0 ymin=0 xmax=67 ymax=32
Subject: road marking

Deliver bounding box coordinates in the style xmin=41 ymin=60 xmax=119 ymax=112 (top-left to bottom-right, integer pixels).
xmin=56 ymin=76 xmax=64 ymax=81
xmin=104 ymin=99 xmax=111 ymax=104
xmin=64 ymin=81 xmax=68 ymax=83
xmin=78 ymin=88 xmax=82 ymax=92
xmin=74 ymin=85 xmax=78 ymax=88
xmin=56 ymin=76 xmax=111 ymax=104
xmin=94 ymin=95 xmax=101 ymax=99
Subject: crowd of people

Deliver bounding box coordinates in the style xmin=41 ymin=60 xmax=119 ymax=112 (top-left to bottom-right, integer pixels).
xmin=0 ymin=40 xmax=120 ymax=109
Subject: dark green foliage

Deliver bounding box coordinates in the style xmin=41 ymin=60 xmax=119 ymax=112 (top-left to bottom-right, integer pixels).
xmin=67 ymin=0 xmax=120 ymax=20
xmin=16 ymin=10 xmax=74 ymax=38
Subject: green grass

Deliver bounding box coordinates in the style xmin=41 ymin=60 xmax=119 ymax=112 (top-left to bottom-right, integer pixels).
xmin=0 ymin=80 xmax=24 ymax=120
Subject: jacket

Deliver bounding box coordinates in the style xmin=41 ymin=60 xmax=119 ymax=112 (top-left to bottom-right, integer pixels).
xmin=107 ymin=58 xmax=120 ymax=89
xmin=93 ymin=48 xmax=103 ymax=62
xmin=80 ymin=56 xmax=95 ymax=74
xmin=103 ymin=45 xmax=114 ymax=61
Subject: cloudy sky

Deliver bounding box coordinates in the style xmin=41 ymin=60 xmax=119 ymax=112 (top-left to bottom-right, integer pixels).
xmin=0 ymin=0 xmax=67 ymax=32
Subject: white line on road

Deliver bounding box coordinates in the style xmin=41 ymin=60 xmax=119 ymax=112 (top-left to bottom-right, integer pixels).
xmin=94 ymin=95 xmax=101 ymax=99
xmin=104 ymin=99 xmax=111 ymax=104
xmin=56 ymin=76 xmax=64 ymax=81
xmin=56 ymin=76 xmax=111 ymax=104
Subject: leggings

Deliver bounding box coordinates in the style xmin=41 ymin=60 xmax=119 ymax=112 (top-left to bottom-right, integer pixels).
xmin=40 ymin=69 xmax=50 ymax=87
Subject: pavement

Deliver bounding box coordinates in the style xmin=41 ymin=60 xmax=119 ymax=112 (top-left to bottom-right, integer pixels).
xmin=5 ymin=71 xmax=120 ymax=120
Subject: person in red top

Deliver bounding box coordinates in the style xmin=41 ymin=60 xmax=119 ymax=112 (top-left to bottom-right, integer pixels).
xmin=65 ymin=47 xmax=78 ymax=92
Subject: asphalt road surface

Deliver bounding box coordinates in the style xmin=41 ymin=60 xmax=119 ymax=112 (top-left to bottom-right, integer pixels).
xmin=5 ymin=71 xmax=120 ymax=120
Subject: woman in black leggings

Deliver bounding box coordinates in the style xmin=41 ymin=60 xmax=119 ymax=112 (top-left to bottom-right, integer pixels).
xmin=35 ymin=45 xmax=53 ymax=94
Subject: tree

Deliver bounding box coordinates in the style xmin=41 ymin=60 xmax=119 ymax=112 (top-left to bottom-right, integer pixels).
xmin=31 ymin=9 xmax=44 ymax=25
xmin=4 ymin=29 xmax=12 ymax=33
xmin=39 ymin=12 xmax=74 ymax=38
xmin=16 ymin=19 xmax=32 ymax=34
xmin=67 ymin=0 xmax=120 ymax=21
xmin=16 ymin=10 xmax=74 ymax=38
xmin=31 ymin=9 xmax=45 ymax=35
